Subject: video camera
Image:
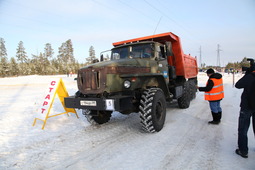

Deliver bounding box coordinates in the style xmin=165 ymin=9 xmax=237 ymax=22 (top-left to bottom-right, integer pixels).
xmin=242 ymin=58 xmax=255 ymax=74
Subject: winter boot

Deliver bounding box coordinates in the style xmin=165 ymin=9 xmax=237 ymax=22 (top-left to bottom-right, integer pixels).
xmin=208 ymin=112 xmax=220 ymax=124
xmin=216 ymin=111 xmax=222 ymax=123
xmin=235 ymin=149 xmax=248 ymax=158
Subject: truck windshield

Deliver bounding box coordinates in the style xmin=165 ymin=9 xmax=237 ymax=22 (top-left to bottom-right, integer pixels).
xmin=111 ymin=44 xmax=154 ymax=60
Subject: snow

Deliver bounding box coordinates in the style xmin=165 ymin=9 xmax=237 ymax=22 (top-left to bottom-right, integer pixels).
xmin=0 ymin=72 xmax=254 ymax=170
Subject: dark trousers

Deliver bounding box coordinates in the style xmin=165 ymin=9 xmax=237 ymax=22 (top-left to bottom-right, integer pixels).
xmin=238 ymin=109 xmax=255 ymax=154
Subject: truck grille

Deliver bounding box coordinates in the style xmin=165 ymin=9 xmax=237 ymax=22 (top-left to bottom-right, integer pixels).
xmin=78 ymin=67 xmax=106 ymax=94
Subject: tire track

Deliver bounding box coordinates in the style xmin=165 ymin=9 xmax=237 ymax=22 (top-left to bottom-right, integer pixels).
xmin=3 ymin=113 xmax=143 ymax=169
xmin=159 ymin=105 xmax=223 ymax=170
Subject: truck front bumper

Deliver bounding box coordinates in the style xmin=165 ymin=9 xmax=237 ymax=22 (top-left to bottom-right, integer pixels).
xmin=64 ymin=96 xmax=134 ymax=112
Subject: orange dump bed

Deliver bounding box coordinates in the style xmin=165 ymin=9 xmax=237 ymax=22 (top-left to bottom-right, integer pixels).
xmin=113 ymin=32 xmax=198 ymax=79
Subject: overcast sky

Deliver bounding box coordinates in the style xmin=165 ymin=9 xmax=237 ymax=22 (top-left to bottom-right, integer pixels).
xmin=1 ymin=0 xmax=255 ymax=66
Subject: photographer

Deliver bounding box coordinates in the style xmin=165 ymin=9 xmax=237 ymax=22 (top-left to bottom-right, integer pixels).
xmin=235 ymin=58 xmax=255 ymax=158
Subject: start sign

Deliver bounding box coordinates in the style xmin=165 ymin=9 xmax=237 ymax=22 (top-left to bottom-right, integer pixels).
xmin=40 ymin=80 xmax=58 ymax=118
xmin=33 ymin=78 xmax=78 ymax=129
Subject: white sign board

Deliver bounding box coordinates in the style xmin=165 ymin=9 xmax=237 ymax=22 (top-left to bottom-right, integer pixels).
xmin=36 ymin=79 xmax=59 ymax=119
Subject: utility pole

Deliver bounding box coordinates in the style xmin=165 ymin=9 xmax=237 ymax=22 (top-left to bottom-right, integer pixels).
xmin=217 ymin=44 xmax=222 ymax=67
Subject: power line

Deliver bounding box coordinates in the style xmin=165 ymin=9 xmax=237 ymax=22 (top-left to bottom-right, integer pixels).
xmin=143 ymin=0 xmax=178 ymax=25
xmin=143 ymin=0 xmax=200 ymax=43
xmin=117 ymin=0 xmax=154 ymax=21
xmin=91 ymin=0 xmax=157 ymax=32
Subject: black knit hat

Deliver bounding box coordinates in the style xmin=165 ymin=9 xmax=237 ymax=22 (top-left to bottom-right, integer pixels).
xmin=206 ymin=68 xmax=215 ymax=74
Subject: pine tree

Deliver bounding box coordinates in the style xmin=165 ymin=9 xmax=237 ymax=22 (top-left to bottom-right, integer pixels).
xmin=0 ymin=38 xmax=7 ymax=59
xmin=16 ymin=41 xmax=29 ymax=75
xmin=40 ymin=52 xmax=50 ymax=75
xmin=66 ymin=39 xmax=75 ymax=63
xmin=16 ymin=41 xmax=28 ymax=63
xmin=89 ymin=46 xmax=95 ymax=58
xmin=44 ymin=44 xmax=54 ymax=74
xmin=30 ymin=53 xmax=50 ymax=75
xmin=50 ymin=58 xmax=60 ymax=74
xmin=58 ymin=39 xmax=74 ymax=63
xmin=44 ymin=43 xmax=54 ymax=59
xmin=86 ymin=46 xmax=97 ymax=64
xmin=240 ymin=57 xmax=250 ymax=68
xmin=58 ymin=39 xmax=76 ymax=75
xmin=9 ymin=57 xmax=19 ymax=76
xmin=0 ymin=57 xmax=9 ymax=77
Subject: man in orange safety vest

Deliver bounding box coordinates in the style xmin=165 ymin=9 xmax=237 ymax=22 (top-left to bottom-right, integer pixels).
xmin=197 ymin=68 xmax=224 ymax=124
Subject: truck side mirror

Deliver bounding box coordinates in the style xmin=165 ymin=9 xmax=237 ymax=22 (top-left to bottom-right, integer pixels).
xmin=166 ymin=42 xmax=173 ymax=56
xmin=160 ymin=46 xmax=166 ymax=59
xmin=100 ymin=54 xmax=104 ymax=61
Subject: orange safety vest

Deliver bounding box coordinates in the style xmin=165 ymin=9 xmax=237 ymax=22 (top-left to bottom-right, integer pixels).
xmin=204 ymin=78 xmax=224 ymax=101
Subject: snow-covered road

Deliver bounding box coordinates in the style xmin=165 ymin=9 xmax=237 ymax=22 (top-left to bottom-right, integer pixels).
xmin=0 ymin=73 xmax=254 ymax=170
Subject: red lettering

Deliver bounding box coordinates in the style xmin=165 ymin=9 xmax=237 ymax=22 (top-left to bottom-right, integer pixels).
xmin=49 ymin=87 xmax=54 ymax=93
xmin=43 ymin=101 xmax=48 ymax=106
xmin=45 ymin=94 xmax=50 ymax=100
xmin=41 ymin=108 xmax=46 ymax=114
xmin=51 ymin=81 xmax=56 ymax=86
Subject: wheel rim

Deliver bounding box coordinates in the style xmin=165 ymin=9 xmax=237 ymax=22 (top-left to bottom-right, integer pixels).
xmin=98 ymin=111 xmax=105 ymax=118
xmin=155 ymin=100 xmax=163 ymax=121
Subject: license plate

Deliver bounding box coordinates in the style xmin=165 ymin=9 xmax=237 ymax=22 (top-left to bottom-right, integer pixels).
xmin=80 ymin=100 xmax=97 ymax=106
xmin=105 ymin=99 xmax=114 ymax=110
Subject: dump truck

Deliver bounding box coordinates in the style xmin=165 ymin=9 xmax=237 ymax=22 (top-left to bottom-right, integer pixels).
xmin=64 ymin=32 xmax=198 ymax=133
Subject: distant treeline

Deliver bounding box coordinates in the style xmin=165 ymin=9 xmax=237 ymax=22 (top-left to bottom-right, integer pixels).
xmin=202 ymin=57 xmax=252 ymax=71
xmin=0 ymin=38 xmax=97 ymax=77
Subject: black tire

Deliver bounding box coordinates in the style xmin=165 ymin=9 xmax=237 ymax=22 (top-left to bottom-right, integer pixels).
xmin=139 ymin=88 xmax=166 ymax=133
xmin=82 ymin=109 xmax=112 ymax=125
xmin=177 ymin=81 xmax=191 ymax=109
xmin=189 ymin=79 xmax=197 ymax=100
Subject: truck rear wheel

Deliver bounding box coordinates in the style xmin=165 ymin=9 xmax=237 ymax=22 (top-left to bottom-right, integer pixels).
xmin=139 ymin=88 xmax=166 ymax=133
xmin=189 ymin=79 xmax=197 ymax=100
xmin=177 ymin=81 xmax=191 ymax=109
xmin=82 ymin=109 xmax=112 ymax=125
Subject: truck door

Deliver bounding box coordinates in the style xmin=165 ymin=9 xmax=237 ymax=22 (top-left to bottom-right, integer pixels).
xmin=156 ymin=45 xmax=169 ymax=83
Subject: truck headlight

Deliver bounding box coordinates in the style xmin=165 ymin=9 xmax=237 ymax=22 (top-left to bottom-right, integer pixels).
xmin=123 ymin=80 xmax=131 ymax=89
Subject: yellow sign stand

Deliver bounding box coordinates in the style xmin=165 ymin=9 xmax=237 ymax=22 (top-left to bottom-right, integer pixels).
xmin=33 ymin=78 xmax=78 ymax=129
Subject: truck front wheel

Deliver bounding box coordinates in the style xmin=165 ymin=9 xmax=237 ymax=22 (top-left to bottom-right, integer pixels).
xmin=82 ymin=109 xmax=112 ymax=125
xmin=139 ymin=88 xmax=166 ymax=133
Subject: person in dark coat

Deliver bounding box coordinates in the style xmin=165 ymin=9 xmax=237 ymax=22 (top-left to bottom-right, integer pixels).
xmin=235 ymin=68 xmax=255 ymax=158
xmin=197 ymin=68 xmax=224 ymax=124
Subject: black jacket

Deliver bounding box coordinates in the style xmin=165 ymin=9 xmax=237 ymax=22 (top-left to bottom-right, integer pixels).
xmin=199 ymin=73 xmax=222 ymax=92
xmin=235 ymin=72 xmax=255 ymax=110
